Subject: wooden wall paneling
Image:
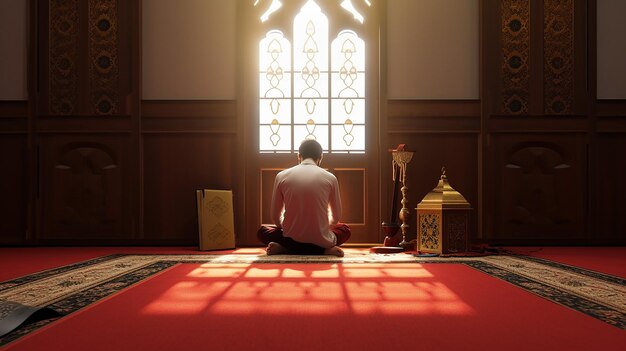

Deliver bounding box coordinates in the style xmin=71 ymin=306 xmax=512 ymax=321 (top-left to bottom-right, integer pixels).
xmin=142 ymin=133 xmax=236 ymax=244
xmin=333 ymin=169 xmax=366 ymax=241
xmin=127 ymin=0 xmax=142 ymax=241
xmin=487 ymin=133 xmax=586 ymax=244
xmin=0 ymin=134 xmax=28 ymax=245
xmin=141 ymin=101 xmax=237 ymax=133
xmin=0 ymin=101 xmax=30 ymax=244
xmin=596 ymin=101 xmax=626 ymax=119
xmin=594 ymin=74 xmax=626 ymax=245
xmin=141 ymin=100 xmax=237 ymax=244
xmin=38 ymin=134 xmax=133 ymax=242
xmin=595 ymin=133 xmax=626 ymax=242
xmin=586 ymin=0 xmax=598 ymax=244
xmin=596 ymin=116 xmax=626 ymax=133
xmin=0 ymin=102 xmax=29 ymax=119
xmin=387 ymin=100 xmax=480 ymax=244
xmin=0 ymin=101 xmax=30 ymax=245
xmin=260 ymin=169 xmax=281 ymax=226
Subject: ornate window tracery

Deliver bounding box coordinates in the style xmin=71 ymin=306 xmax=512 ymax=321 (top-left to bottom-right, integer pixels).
xmin=258 ymin=0 xmax=368 ymax=153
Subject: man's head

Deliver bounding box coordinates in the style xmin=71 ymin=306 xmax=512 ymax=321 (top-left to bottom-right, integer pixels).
xmin=298 ymin=139 xmax=323 ymax=164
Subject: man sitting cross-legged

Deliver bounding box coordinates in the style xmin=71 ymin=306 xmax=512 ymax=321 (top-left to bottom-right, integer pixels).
xmin=257 ymin=139 xmax=351 ymax=257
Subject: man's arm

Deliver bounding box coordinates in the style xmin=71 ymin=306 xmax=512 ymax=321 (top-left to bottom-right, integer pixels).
xmin=270 ymin=175 xmax=284 ymax=227
xmin=328 ymin=176 xmax=342 ymax=225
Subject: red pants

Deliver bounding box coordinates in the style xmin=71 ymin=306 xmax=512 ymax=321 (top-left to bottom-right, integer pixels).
xmin=257 ymin=223 xmax=351 ymax=255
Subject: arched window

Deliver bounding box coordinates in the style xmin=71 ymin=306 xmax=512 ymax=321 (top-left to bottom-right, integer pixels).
xmin=258 ymin=0 xmax=367 ymax=153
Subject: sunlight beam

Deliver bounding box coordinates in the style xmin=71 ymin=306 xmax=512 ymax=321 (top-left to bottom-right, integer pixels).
xmin=340 ymin=0 xmax=364 ymax=23
xmin=260 ymin=0 xmax=282 ymax=22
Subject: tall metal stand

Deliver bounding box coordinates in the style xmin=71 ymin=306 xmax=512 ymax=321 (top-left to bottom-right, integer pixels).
xmin=392 ymin=149 xmax=414 ymax=248
xmin=370 ymin=145 xmax=414 ymax=254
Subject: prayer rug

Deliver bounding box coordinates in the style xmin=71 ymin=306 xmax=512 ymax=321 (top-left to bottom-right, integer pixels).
xmin=0 ymin=252 xmax=624 ymax=346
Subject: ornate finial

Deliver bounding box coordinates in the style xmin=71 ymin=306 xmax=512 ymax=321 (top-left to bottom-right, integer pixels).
xmin=441 ymin=166 xmax=447 ymax=179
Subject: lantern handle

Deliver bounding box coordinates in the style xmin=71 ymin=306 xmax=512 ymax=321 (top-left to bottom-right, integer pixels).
xmin=441 ymin=166 xmax=447 ymax=179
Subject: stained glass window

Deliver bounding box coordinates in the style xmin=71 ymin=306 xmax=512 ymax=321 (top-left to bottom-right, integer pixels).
xmin=259 ymin=0 xmax=366 ymax=153
xmin=259 ymin=30 xmax=292 ymax=151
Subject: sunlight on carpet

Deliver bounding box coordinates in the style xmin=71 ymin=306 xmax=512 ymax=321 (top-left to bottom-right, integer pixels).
xmin=142 ymin=263 xmax=473 ymax=317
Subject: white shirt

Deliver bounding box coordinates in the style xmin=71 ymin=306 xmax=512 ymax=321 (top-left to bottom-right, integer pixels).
xmin=271 ymin=158 xmax=342 ymax=248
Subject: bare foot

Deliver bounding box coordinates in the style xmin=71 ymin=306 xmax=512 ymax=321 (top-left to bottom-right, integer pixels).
xmin=323 ymin=246 xmax=344 ymax=257
xmin=266 ymin=242 xmax=290 ymax=255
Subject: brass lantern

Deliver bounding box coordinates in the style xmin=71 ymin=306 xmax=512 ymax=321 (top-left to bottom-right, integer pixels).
xmin=416 ymin=168 xmax=472 ymax=254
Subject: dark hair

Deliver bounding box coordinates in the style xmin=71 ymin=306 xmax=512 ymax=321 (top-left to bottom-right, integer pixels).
xmin=298 ymin=139 xmax=323 ymax=160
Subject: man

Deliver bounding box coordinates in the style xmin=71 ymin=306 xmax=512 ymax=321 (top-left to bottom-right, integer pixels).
xmin=257 ymin=139 xmax=351 ymax=256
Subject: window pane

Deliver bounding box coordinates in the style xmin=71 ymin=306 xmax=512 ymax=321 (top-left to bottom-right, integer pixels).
xmin=260 ymin=98 xmax=291 ymax=124
xmin=260 ymin=30 xmax=291 ymax=152
xmin=331 ymin=124 xmax=365 ymax=152
xmin=331 ymin=30 xmax=365 ymax=152
xmin=331 ymin=73 xmax=365 ymax=98
xmin=259 ymin=31 xmax=291 ymax=90
xmin=331 ymin=98 xmax=364 ymax=124
xmin=294 ymin=124 xmax=329 ymax=151
xmin=258 ymin=2 xmax=367 ymax=154
xmin=294 ymin=98 xmax=328 ymax=124
xmin=294 ymin=1 xmax=329 ymax=100
xmin=331 ymin=30 xmax=365 ymax=98
xmin=331 ymin=30 xmax=365 ymax=72
xmin=294 ymin=70 xmax=328 ymax=98
xmin=260 ymin=73 xmax=292 ymax=99
xmin=260 ymin=124 xmax=292 ymax=151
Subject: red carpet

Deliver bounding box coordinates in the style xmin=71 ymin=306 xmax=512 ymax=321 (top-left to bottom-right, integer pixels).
xmin=508 ymin=247 xmax=626 ymax=278
xmin=4 ymin=263 xmax=625 ymax=351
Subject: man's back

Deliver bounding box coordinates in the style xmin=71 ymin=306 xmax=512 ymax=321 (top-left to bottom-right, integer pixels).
xmin=271 ymin=159 xmax=342 ymax=248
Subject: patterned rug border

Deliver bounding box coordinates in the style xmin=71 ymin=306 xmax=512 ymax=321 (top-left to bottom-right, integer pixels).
xmin=464 ymin=261 xmax=625 ymax=329
xmin=0 ymin=255 xmax=124 ymax=293
xmin=512 ymin=255 xmax=626 ymax=286
xmin=1 ymin=253 xmax=624 ymax=347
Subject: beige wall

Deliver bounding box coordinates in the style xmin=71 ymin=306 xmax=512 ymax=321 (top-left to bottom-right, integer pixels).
xmin=597 ymin=0 xmax=626 ymax=99
xmin=386 ymin=0 xmax=479 ymax=100
xmin=141 ymin=1 xmax=624 ymax=101
xmin=142 ymin=0 xmax=479 ymax=101
xmin=142 ymin=0 xmax=236 ymax=100
xmin=0 ymin=0 xmax=28 ymax=100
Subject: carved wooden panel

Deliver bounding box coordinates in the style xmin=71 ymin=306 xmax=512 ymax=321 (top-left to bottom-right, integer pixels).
xmin=143 ymin=134 xmax=236 ymax=242
xmin=419 ymin=212 xmax=441 ymax=251
xmin=0 ymin=135 xmax=28 ymax=244
xmin=89 ymin=0 xmax=119 ymax=115
xmin=46 ymin=0 xmax=126 ymax=115
xmin=501 ymin=0 xmax=530 ymax=114
xmin=49 ymin=0 xmax=79 ymax=114
xmin=488 ymin=134 xmax=585 ymax=241
xmin=544 ymin=0 xmax=574 ymax=114
xmin=444 ymin=211 xmax=469 ymax=253
xmin=39 ymin=135 xmax=131 ymax=240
